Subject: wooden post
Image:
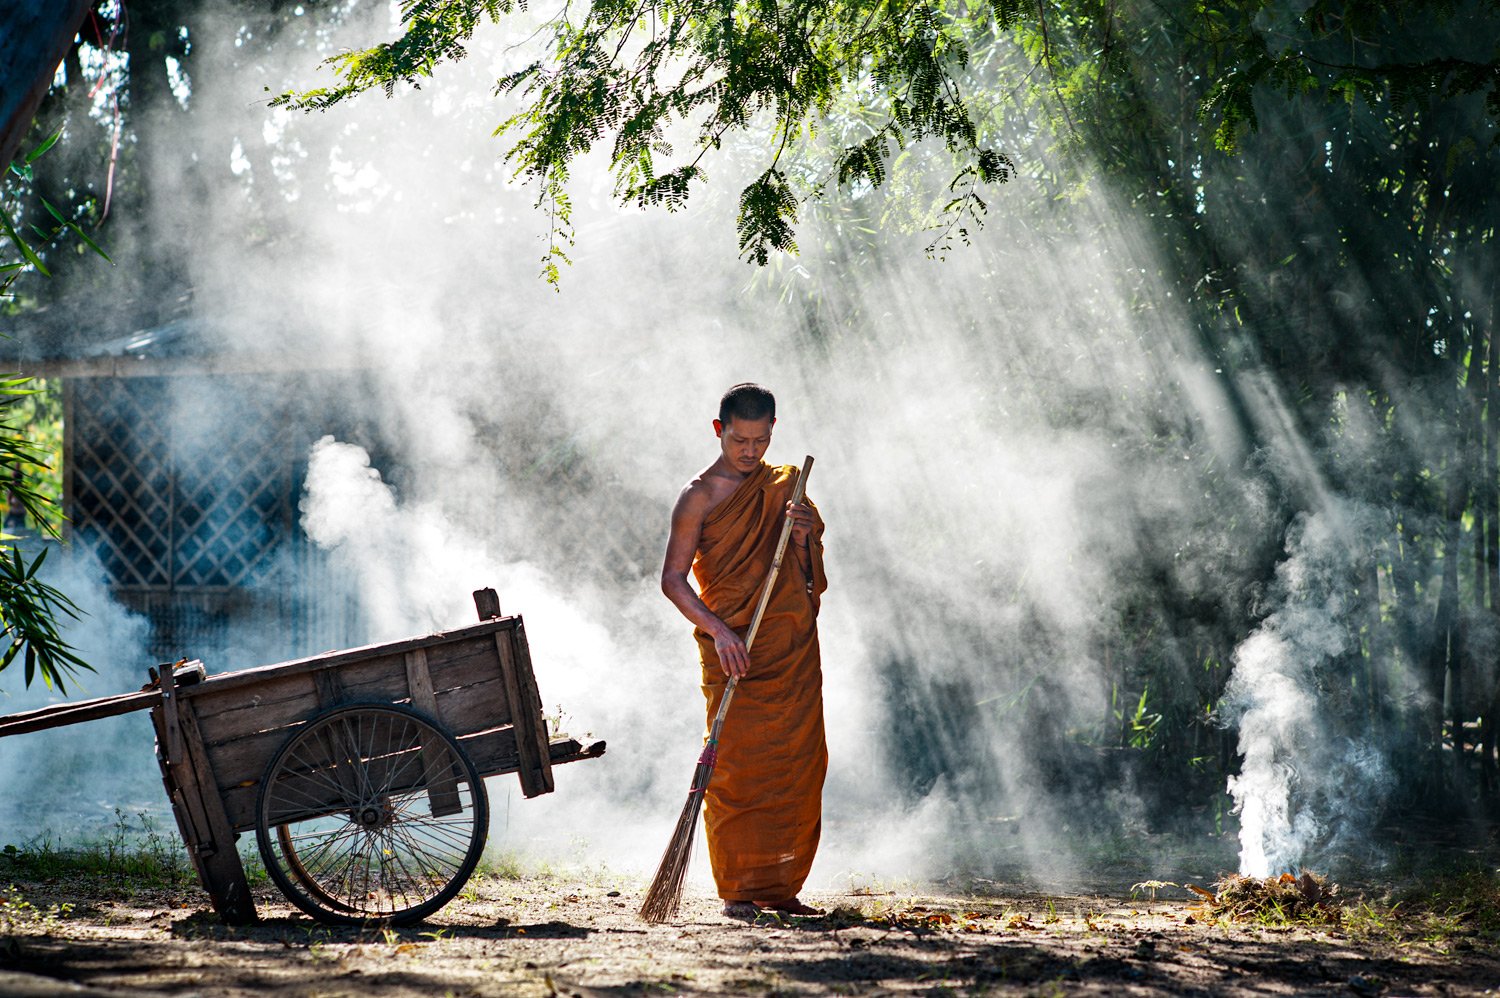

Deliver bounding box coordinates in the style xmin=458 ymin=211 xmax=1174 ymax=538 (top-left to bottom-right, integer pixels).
xmin=475 ymin=586 xmax=554 ymax=797
xmin=494 ymin=624 xmax=554 ymax=798
xmin=511 ymin=620 xmax=555 ymax=790
xmin=312 ymin=667 xmax=345 ymax=707
xmin=153 ymin=664 xmax=257 ymax=924
xmin=405 ymin=648 xmax=462 ymax=817
xmin=473 ymin=588 xmax=502 ymax=620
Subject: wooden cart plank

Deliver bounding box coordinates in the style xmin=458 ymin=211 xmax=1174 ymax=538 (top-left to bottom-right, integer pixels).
xmin=511 ymin=621 xmax=556 ymax=793
xmin=177 ymin=698 xmax=257 ymax=924
xmin=205 ymin=672 xmax=513 ymax=789
xmin=465 ymin=731 xmax=606 ymax=777
xmin=151 ymin=692 xmax=208 ymax=889
xmin=190 ymin=671 xmax=319 ymax=745
xmin=493 ymin=625 xmax=553 ymax=798
xmin=176 ymin=616 xmax=521 ymax=703
xmin=406 ymin=648 xmax=462 ymax=816
xmin=190 ymin=638 xmax=511 ymax=747
xmin=219 ymin=727 xmax=606 ymax=835
xmin=312 ymin=667 xmax=344 ymax=707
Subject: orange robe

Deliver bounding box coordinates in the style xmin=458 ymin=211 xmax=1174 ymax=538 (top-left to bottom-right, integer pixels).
xmin=693 ymin=461 xmax=828 ymax=903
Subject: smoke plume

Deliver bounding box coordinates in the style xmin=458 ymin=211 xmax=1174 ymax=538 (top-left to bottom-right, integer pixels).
xmin=1224 ymin=502 xmax=1394 ymax=876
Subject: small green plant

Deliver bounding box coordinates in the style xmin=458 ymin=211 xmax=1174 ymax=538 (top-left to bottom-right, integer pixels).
xmin=1123 ymin=685 xmax=1163 ymax=749
xmin=1130 ymin=880 xmax=1179 ymax=901
xmin=0 ymin=883 xmax=73 ymax=932
xmin=236 ymin=843 xmax=271 ymax=887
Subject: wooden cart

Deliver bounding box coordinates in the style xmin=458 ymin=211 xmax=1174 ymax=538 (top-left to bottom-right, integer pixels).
xmin=0 ymin=589 xmax=605 ymax=926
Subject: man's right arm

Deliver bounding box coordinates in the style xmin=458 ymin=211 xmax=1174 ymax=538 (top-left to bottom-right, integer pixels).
xmin=661 ymin=485 xmax=752 ymax=678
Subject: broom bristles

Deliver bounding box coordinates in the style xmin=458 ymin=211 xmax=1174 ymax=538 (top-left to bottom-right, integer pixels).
xmin=639 ymin=765 xmax=711 ymax=924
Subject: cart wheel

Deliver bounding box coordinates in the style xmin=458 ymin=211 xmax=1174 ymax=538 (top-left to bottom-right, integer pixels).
xmin=255 ymin=703 xmax=489 ymax=925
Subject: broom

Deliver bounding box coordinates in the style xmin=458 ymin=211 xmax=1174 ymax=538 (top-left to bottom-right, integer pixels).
xmin=639 ymin=454 xmax=815 ymax=924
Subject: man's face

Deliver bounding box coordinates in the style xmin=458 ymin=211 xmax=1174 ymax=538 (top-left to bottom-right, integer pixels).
xmin=714 ymin=415 xmax=774 ymax=474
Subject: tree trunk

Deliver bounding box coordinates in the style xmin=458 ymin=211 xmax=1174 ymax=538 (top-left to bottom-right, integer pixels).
xmin=1486 ymin=319 xmax=1500 ymax=800
xmin=1365 ymin=552 xmax=1385 ymax=736
xmin=0 ymin=0 xmax=93 ymax=169
xmin=1428 ymin=444 xmax=1464 ymax=794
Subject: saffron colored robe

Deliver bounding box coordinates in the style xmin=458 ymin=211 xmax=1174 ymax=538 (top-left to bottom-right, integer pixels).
xmin=693 ymin=461 xmax=828 ymax=903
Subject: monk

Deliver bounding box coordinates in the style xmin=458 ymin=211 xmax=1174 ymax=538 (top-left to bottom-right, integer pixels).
xmin=661 ymin=383 xmax=829 ymax=919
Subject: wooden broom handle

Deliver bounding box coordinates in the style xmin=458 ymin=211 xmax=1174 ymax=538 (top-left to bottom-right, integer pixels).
xmin=709 ymin=455 xmax=814 ymax=734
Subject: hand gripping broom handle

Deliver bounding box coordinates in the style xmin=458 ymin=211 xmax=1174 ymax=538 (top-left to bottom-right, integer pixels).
xmin=704 ymin=455 xmax=814 ymax=747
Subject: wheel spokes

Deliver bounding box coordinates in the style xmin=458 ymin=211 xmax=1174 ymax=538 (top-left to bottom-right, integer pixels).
xmin=260 ymin=705 xmax=486 ymax=922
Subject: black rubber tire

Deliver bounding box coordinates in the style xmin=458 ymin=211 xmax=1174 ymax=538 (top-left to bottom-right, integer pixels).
xmin=255 ymin=702 xmax=488 ymax=925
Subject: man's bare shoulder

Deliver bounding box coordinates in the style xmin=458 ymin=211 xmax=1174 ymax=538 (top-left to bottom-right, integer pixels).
xmin=674 ymin=464 xmax=742 ymax=521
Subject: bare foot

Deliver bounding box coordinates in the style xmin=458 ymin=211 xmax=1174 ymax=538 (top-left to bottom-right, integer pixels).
xmin=758 ymin=897 xmax=824 ymax=916
xmin=722 ymin=901 xmax=760 ymax=920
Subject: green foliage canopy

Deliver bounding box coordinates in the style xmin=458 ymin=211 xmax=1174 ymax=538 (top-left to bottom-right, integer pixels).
xmin=276 ymin=0 xmax=1500 ymax=279
xmin=275 ymin=0 xmax=1022 ymax=279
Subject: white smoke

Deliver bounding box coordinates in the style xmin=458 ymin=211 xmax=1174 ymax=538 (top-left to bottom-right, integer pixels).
xmin=1224 ymin=501 xmax=1394 ymax=876
xmin=20 ymin=0 xmax=1426 ymax=889
xmin=0 ymin=543 xmax=158 ymax=846
xmin=300 ymin=435 xmax=499 ymax=638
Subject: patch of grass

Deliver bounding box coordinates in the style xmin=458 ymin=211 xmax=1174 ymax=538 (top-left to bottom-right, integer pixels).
xmin=235 ymin=843 xmax=271 ymax=888
xmin=1402 ymin=868 xmax=1500 ymax=934
xmin=474 ymin=850 xmax=528 ymax=880
xmin=474 ymin=845 xmax=627 ymax=888
xmin=842 ymin=872 xmax=917 ymax=897
xmin=0 ymin=809 xmax=192 ymax=889
xmin=1349 ymin=867 xmax=1500 ymax=944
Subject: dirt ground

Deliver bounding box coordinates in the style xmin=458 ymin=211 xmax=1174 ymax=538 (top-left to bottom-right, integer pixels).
xmin=3 ymin=869 xmax=1499 ymax=997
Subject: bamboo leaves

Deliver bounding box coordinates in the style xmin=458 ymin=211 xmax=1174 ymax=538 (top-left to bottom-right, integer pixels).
xmin=277 ymin=0 xmax=1013 ymax=279
xmin=0 ymin=134 xmax=103 ymax=693
xmin=0 ymin=374 xmax=87 ymax=694
xmin=0 ymin=383 xmax=90 ymax=694
xmin=0 ymin=546 xmax=89 ymax=694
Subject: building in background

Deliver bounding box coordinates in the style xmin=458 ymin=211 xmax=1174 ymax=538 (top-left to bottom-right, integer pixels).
xmin=1 ymin=293 xmax=374 ymax=667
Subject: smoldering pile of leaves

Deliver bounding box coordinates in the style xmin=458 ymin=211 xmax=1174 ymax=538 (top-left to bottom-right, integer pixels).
xmin=1187 ymin=871 xmax=1343 ymax=926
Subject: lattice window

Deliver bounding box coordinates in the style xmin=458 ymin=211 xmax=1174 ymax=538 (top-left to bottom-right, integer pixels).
xmin=71 ymin=376 xmax=294 ymax=590
xmin=71 ymin=378 xmax=173 ymax=586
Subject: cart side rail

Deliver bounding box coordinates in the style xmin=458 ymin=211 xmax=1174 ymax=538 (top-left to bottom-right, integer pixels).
xmin=177 ymin=615 xmax=523 ymax=703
